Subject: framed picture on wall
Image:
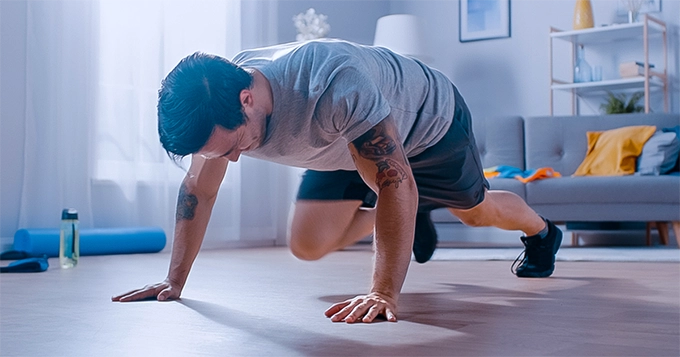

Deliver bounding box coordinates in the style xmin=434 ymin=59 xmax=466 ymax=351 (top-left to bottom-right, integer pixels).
xmin=616 ymin=0 xmax=662 ymax=16
xmin=459 ymin=0 xmax=511 ymax=42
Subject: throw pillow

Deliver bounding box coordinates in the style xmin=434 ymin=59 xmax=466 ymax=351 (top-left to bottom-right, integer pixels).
xmin=662 ymin=125 xmax=680 ymax=173
xmin=636 ymin=131 xmax=680 ymax=175
xmin=573 ymin=125 xmax=656 ymax=176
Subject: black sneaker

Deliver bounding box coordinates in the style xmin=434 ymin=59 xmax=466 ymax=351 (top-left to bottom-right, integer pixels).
xmin=511 ymin=219 xmax=562 ymax=278
xmin=413 ymin=211 xmax=438 ymax=263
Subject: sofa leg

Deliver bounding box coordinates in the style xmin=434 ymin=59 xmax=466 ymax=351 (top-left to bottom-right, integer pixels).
xmin=571 ymin=232 xmax=579 ymax=246
xmin=647 ymin=221 xmax=673 ymax=246
xmin=673 ymin=222 xmax=680 ymax=248
xmin=656 ymin=222 xmax=670 ymax=246
xmin=645 ymin=222 xmax=652 ymax=246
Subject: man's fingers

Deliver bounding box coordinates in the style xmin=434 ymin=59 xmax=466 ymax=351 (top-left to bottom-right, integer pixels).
xmin=157 ymin=286 xmax=177 ymax=301
xmin=330 ymin=303 xmax=357 ymax=322
xmin=345 ymin=301 xmax=371 ymax=323
xmin=385 ymin=308 xmax=397 ymax=322
xmin=112 ymin=289 xmax=145 ymax=302
xmin=359 ymin=305 xmax=397 ymax=323
xmin=111 ymin=292 xmax=130 ymax=301
xmin=118 ymin=289 xmax=155 ymax=302
xmin=113 ymin=285 xmax=164 ymax=302
xmin=324 ymin=300 xmax=351 ymax=318
xmin=361 ymin=305 xmax=382 ymax=323
xmin=327 ymin=294 xmax=398 ymax=323
xmin=111 ymin=288 xmax=142 ymax=301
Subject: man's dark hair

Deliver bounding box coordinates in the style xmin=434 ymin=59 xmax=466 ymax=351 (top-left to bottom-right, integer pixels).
xmin=157 ymin=52 xmax=253 ymax=163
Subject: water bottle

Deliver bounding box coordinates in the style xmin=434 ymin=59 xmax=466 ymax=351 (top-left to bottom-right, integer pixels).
xmin=574 ymin=44 xmax=592 ymax=83
xmin=59 ymin=208 xmax=79 ymax=268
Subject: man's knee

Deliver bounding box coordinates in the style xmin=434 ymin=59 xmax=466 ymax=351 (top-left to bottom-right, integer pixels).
xmin=288 ymin=235 xmax=330 ymax=261
xmin=449 ymin=198 xmax=496 ymax=227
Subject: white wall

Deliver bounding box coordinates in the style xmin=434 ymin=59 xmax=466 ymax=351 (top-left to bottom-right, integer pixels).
xmin=391 ymin=0 xmax=679 ymax=119
xmin=0 ymin=1 xmax=27 ymax=249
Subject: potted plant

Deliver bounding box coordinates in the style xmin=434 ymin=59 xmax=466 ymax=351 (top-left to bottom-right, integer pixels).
xmin=600 ymin=91 xmax=645 ymax=114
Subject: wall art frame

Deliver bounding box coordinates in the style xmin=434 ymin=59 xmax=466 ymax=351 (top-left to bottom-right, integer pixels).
xmin=459 ymin=0 xmax=511 ymax=42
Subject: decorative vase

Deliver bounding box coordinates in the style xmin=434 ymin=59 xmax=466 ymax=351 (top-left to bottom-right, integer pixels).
xmin=573 ymin=0 xmax=594 ymax=30
xmin=574 ymin=45 xmax=592 ymax=83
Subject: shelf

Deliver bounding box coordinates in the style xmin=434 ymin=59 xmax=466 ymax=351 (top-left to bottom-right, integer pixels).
xmin=551 ymin=19 xmax=665 ymax=45
xmin=549 ymin=15 xmax=668 ymax=115
xmin=551 ymin=77 xmax=664 ymax=94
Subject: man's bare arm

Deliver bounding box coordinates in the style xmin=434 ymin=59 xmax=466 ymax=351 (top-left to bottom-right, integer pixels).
xmin=112 ymin=155 xmax=228 ymax=302
xmin=324 ymin=116 xmax=418 ymax=323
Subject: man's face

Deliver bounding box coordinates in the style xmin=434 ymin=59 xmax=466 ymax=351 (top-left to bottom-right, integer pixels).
xmin=197 ymin=116 xmax=263 ymax=162
xmin=197 ymin=85 xmax=269 ymax=162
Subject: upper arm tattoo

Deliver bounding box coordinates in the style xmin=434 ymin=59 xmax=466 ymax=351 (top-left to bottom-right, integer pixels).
xmin=352 ymin=121 xmax=408 ymax=190
xmin=176 ymin=183 xmax=198 ymax=222
xmin=353 ymin=125 xmax=397 ymax=159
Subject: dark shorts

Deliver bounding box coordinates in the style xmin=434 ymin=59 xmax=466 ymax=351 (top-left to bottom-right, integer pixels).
xmin=296 ymin=87 xmax=490 ymax=211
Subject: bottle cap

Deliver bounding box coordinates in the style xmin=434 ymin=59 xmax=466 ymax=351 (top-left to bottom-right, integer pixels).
xmin=62 ymin=208 xmax=78 ymax=220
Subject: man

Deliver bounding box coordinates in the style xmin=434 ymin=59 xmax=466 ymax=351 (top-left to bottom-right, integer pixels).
xmin=112 ymin=39 xmax=562 ymax=323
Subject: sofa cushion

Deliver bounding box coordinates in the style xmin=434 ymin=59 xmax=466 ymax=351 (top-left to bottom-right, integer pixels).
xmin=525 ymin=175 xmax=680 ymax=205
xmin=472 ymin=116 xmax=525 ymax=169
xmin=530 ymin=203 xmax=679 ymax=222
xmin=524 ymin=113 xmax=680 ymax=175
xmin=573 ymin=125 xmax=656 ymax=176
xmin=636 ymin=131 xmax=680 ymax=175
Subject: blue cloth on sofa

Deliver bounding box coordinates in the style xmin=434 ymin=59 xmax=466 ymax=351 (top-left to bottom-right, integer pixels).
xmin=488 ymin=165 xmax=528 ymax=178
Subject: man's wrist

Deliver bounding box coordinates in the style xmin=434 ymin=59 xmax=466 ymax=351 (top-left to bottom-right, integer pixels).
xmin=165 ymin=274 xmax=186 ymax=289
xmin=369 ymin=288 xmax=398 ymax=302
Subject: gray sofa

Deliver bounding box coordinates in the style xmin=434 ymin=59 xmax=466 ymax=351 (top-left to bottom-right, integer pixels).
xmin=432 ymin=113 xmax=680 ymax=245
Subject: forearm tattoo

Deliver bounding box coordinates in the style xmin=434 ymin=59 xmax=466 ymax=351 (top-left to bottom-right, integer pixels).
xmin=176 ymin=183 xmax=198 ymax=222
xmin=375 ymin=158 xmax=408 ymax=189
xmin=352 ymin=122 xmax=408 ymax=190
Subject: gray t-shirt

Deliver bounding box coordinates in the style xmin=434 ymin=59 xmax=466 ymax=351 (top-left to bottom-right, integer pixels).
xmin=232 ymin=39 xmax=456 ymax=171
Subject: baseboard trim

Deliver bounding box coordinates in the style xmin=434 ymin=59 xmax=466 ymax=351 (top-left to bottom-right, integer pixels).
xmin=200 ymin=239 xmax=277 ymax=250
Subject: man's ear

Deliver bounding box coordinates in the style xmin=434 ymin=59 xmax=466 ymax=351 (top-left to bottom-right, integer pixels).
xmin=239 ymin=89 xmax=253 ymax=108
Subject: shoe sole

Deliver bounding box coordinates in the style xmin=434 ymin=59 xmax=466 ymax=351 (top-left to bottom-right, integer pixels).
xmin=413 ymin=212 xmax=437 ymax=264
xmin=516 ymin=223 xmax=563 ymax=278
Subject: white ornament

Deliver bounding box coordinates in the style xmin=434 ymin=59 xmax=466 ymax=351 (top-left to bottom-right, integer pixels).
xmin=293 ymin=8 xmax=330 ymax=41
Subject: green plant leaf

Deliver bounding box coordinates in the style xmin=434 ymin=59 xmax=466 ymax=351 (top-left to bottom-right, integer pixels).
xmin=600 ymin=91 xmax=645 ymax=114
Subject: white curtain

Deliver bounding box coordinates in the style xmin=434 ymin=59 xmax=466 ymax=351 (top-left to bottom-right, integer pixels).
xmin=19 ymin=0 xmax=298 ymax=248
xmin=20 ymin=1 xmax=97 ymax=231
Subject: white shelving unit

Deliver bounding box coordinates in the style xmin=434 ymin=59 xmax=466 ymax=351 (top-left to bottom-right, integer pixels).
xmin=549 ymin=15 xmax=668 ymax=115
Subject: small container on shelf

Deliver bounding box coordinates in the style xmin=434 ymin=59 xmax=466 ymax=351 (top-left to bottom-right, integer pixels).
xmin=619 ymin=61 xmax=654 ymax=78
xmin=573 ymin=45 xmax=592 ymax=83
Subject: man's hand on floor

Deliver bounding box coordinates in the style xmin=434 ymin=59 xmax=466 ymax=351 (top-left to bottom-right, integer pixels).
xmin=111 ymin=278 xmax=181 ymax=302
xmin=324 ymin=292 xmax=397 ymax=323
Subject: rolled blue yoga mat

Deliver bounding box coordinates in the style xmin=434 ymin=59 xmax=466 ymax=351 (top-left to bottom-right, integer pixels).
xmin=13 ymin=227 xmax=166 ymax=257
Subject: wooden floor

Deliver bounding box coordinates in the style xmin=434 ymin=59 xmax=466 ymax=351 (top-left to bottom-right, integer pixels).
xmin=1 ymin=247 xmax=679 ymax=356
